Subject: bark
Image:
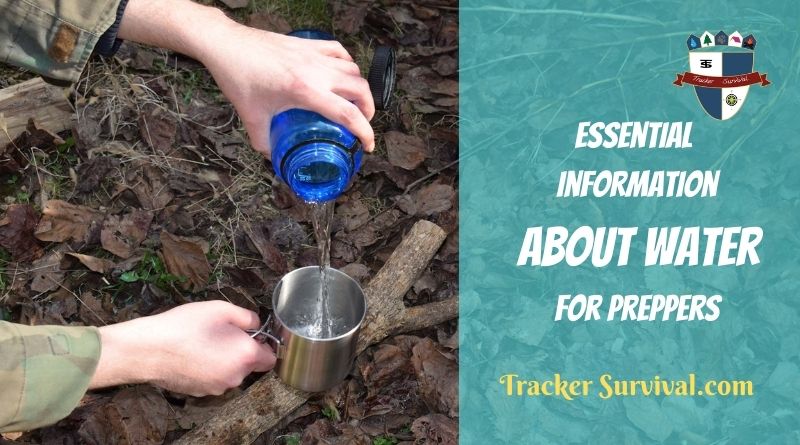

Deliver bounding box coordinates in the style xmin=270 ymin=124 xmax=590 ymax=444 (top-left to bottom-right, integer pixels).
xmin=175 ymin=220 xmax=455 ymax=445
xmin=0 ymin=78 xmax=73 ymax=144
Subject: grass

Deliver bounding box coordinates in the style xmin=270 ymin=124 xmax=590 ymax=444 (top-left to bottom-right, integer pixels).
xmin=373 ymin=436 xmax=398 ymax=445
xmin=119 ymin=251 xmax=187 ymax=291
xmin=247 ymin=0 xmax=331 ymax=31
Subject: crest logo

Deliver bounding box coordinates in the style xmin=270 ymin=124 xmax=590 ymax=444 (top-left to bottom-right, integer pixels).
xmin=674 ymin=30 xmax=770 ymax=120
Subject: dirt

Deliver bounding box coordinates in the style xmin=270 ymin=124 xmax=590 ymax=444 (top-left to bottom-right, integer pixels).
xmin=0 ymin=0 xmax=457 ymax=444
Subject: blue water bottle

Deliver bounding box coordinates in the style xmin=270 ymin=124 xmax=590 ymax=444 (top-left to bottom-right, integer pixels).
xmin=270 ymin=29 xmax=395 ymax=202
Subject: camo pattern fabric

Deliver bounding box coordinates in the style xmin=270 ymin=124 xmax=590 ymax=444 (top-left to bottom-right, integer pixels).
xmin=0 ymin=322 xmax=100 ymax=432
xmin=0 ymin=0 xmax=120 ymax=82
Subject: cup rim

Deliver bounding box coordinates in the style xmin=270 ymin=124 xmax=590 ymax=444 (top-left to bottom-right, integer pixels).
xmin=272 ymin=265 xmax=367 ymax=342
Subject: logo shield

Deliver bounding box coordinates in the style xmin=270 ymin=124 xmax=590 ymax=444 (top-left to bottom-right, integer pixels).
xmin=690 ymin=51 xmax=753 ymax=120
xmin=674 ymin=31 xmax=770 ymax=120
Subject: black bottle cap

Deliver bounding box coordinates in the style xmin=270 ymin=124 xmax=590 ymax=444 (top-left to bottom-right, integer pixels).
xmin=367 ymin=46 xmax=396 ymax=111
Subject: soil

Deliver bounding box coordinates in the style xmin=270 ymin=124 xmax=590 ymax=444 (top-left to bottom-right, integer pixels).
xmin=0 ymin=1 xmax=457 ymax=444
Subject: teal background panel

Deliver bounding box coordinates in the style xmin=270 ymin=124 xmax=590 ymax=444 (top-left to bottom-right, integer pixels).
xmin=460 ymin=1 xmax=800 ymax=443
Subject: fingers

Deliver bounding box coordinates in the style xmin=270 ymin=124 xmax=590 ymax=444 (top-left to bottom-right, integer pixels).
xmin=223 ymin=304 xmax=262 ymax=330
xmin=250 ymin=343 xmax=277 ymax=372
xmin=322 ymin=57 xmax=362 ymax=76
xmin=315 ymin=40 xmax=353 ymax=61
xmin=304 ymin=91 xmax=375 ymax=152
xmin=332 ymin=76 xmax=376 ymax=122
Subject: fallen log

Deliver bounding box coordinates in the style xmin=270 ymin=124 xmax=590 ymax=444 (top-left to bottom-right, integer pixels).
xmin=0 ymin=78 xmax=73 ymax=144
xmin=175 ymin=219 xmax=455 ymax=445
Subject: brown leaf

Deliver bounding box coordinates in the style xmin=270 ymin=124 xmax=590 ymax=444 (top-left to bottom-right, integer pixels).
xmin=246 ymin=225 xmax=288 ymax=274
xmin=160 ymin=231 xmax=211 ymax=292
xmin=35 ymin=200 xmax=104 ymax=243
xmin=361 ymin=344 xmax=411 ymax=385
xmin=432 ymin=55 xmax=457 ymax=76
xmin=384 ymin=131 xmax=428 ymax=170
xmin=340 ymin=263 xmax=369 ymax=284
xmin=411 ymin=338 xmax=458 ymax=417
xmin=30 ymin=250 xmax=65 ymax=293
xmin=138 ymin=103 xmax=176 ymax=152
xmin=0 ymin=204 xmax=43 ymax=261
xmin=411 ymin=414 xmax=457 ymax=445
xmin=130 ymin=164 xmax=173 ymax=210
xmin=333 ymin=1 xmax=368 ymax=34
xmin=337 ymin=199 xmax=370 ymax=232
xmin=78 ymin=291 xmax=112 ymax=325
xmin=101 ymin=210 xmax=153 ymax=258
xmin=431 ymin=79 xmax=458 ymax=97
xmin=78 ymin=386 xmax=171 ymax=445
xmin=396 ymin=184 xmax=456 ymax=217
xmin=68 ymin=253 xmax=115 ymax=274
xmin=76 ymin=157 xmax=120 ymax=193
xmin=246 ymin=12 xmax=292 ymax=33
xmin=1 ymin=119 xmax=64 ymax=174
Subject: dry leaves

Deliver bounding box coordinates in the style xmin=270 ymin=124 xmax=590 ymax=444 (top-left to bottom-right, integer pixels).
xmin=129 ymin=164 xmax=173 ymax=211
xmin=246 ymin=224 xmax=288 ymax=275
xmin=159 ymin=231 xmax=211 ymax=292
xmin=30 ymin=250 xmax=65 ymax=293
xmin=35 ymin=200 xmax=104 ymax=244
xmin=78 ymin=386 xmax=171 ymax=445
xmin=138 ymin=104 xmax=176 ymax=152
xmin=67 ymin=253 xmax=115 ymax=274
xmin=412 ymin=414 xmax=458 ymax=445
xmin=101 ymin=210 xmax=153 ymax=258
xmin=396 ymin=183 xmax=455 ymax=216
xmin=411 ymin=337 xmax=458 ymax=417
xmin=385 ymin=131 xmax=428 ymax=170
xmin=0 ymin=204 xmax=43 ymax=261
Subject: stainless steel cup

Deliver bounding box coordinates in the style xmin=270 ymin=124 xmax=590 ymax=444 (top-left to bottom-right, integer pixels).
xmin=251 ymin=266 xmax=367 ymax=392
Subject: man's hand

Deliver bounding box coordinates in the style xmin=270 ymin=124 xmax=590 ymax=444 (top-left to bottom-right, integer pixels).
xmin=90 ymin=301 xmax=275 ymax=396
xmin=118 ymin=0 xmax=375 ymax=156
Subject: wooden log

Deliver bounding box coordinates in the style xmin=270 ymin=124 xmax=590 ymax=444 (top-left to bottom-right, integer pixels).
xmin=0 ymin=78 xmax=73 ymax=144
xmin=175 ymin=220 xmax=454 ymax=445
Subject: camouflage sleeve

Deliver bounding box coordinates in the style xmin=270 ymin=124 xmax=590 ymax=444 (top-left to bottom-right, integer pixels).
xmin=0 ymin=0 xmax=123 ymax=83
xmin=0 ymin=322 xmax=101 ymax=433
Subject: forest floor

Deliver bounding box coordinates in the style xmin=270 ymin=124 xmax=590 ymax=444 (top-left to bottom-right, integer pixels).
xmin=0 ymin=1 xmax=457 ymax=444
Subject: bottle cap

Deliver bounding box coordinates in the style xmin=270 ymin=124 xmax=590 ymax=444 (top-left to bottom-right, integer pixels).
xmin=367 ymin=46 xmax=396 ymax=110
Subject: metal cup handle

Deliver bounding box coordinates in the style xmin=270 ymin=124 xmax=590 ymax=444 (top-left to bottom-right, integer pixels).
xmin=246 ymin=314 xmax=286 ymax=359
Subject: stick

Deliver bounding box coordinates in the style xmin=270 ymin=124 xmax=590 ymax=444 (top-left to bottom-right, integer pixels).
xmin=0 ymin=78 xmax=73 ymax=144
xmin=175 ymin=220 xmax=453 ymax=445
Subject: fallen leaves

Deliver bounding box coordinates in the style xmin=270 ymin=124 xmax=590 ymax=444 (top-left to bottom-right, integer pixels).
xmin=385 ymin=131 xmax=428 ymax=170
xmin=35 ymin=200 xmax=104 ymax=244
xmin=159 ymin=231 xmax=211 ymax=292
xmin=411 ymin=337 xmax=459 ymax=417
xmin=138 ymin=104 xmax=177 ymax=152
xmin=67 ymin=253 xmax=115 ymax=274
xmin=101 ymin=210 xmax=153 ymax=258
xmin=79 ymin=386 xmax=172 ymax=445
xmin=396 ymin=183 xmax=455 ymax=216
xmin=412 ymin=413 xmax=458 ymax=445
xmin=0 ymin=204 xmax=43 ymax=261
xmin=129 ymin=164 xmax=174 ymax=211
xmin=30 ymin=250 xmax=65 ymax=293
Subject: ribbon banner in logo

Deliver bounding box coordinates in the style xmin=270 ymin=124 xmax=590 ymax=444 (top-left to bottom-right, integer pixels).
xmin=674 ymin=72 xmax=771 ymax=88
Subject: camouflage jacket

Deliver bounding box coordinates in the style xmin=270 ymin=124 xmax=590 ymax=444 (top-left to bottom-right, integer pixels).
xmin=0 ymin=322 xmax=100 ymax=432
xmin=0 ymin=0 xmax=125 ymax=83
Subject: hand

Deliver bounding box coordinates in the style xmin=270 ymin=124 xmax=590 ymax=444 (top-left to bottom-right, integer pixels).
xmin=200 ymin=25 xmax=376 ymax=156
xmin=118 ymin=0 xmax=376 ymax=157
xmin=90 ymin=301 xmax=275 ymax=397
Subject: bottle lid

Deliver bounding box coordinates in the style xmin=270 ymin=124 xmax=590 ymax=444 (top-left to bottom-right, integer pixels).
xmin=367 ymin=46 xmax=396 ymax=110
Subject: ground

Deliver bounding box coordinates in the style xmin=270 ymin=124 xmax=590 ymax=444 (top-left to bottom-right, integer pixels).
xmin=0 ymin=0 xmax=457 ymax=444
